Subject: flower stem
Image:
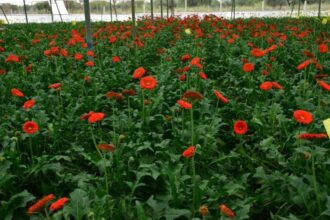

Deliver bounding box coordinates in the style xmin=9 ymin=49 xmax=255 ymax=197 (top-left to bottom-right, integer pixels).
xmin=190 ymin=108 xmax=196 ymax=217
xmin=29 ymin=137 xmax=34 ymax=165
xmin=311 ymin=154 xmax=322 ymax=219
xmin=90 ymin=127 xmax=109 ymax=194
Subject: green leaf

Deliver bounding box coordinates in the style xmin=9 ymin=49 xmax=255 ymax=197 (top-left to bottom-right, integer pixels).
xmin=62 ymin=188 xmax=90 ymax=220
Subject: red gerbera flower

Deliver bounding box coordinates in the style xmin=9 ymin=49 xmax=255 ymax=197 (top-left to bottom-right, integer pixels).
xmin=140 ymin=76 xmax=157 ymax=90
xmin=74 ymin=53 xmax=83 ymax=60
xmin=199 ymin=72 xmax=207 ymax=79
xmin=48 ymin=83 xmax=61 ymax=89
xmin=181 ymin=53 xmax=191 ymax=62
xmin=298 ymin=133 xmax=328 ymax=139
xmin=98 ymin=143 xmax=115 ymax=151
xmin=317 ymin=80 xmax=330 ymax=91
xmin=233 ymin=120 xmax=248 ymax=135
xmin=272 ymin=82 xmax=283 ymax=90
xmin=213 ymin=90 xmax=229 ymax=104
xmin=242 ymin=62 xmax=254 ymax=72
xmin=177 ymin=99 xmax=192 ymax=109
xmin=293 ymin=110 xmax=313 ymax=124
xmin=49 ymin=197 xmax=69 ymax=212
xmin=219 ymin=204 xmax=235 ymax=218
xmin=11 ymin=88 xmax=24 ymax=97
xmin=5 ymin=54 xmax=19 ymax=63
xmin=80 ymin=111 xmax=95 ymax=120
xmin=182 ymin=146 xmax=195 ymax=158
xmin=296 ymin=59 xmax=312 ymax=71
xmin=250 ymin=48 xmax=265 ymax=57
xmin=27 ymin=194 xmax=55 ymax=215
xmin=85 ymin=61 xmax=94 ymax=67
xmin=319 ymin=44 xmax=328 ymax=53
xmin=106 ymin=91 xmax=124 ymax=101
xmin=88 ymin=112 xmax=105 ymax=123
xmin=112 ymin=56 xmax=120 ymax=63
xmin=122 ymin=89 xmax=136 ymax=96
xmin=182 ymin=90 xmax=203 ymax=101
xmin=23 ymin=121 xmax=39 ymax=134
xmin=132 ymin=67 xmax=146 ymax=79
xmin=260 ymin=82 xmax=273 ymax=91
xmin=23 ymin=99 xmax=35 ymax=109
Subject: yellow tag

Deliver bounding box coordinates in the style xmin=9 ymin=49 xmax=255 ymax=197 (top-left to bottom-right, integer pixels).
xmin=71 ymin=20 xmax=77 ymax=26
xmin=185 ymin=28 xmax=192 ymax=35
xmin=321 ymin=18 xmax=328 ymax=24
xmin=323 ymin=118 xmax=330 ymax=138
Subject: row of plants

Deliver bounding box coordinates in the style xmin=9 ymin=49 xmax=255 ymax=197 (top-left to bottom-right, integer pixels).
xmin=0 ymin=16 xmax=329 ymax=219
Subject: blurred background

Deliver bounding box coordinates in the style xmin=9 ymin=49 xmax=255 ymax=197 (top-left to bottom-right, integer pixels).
xmin=0 ymin=0 xmax=329 ymax=23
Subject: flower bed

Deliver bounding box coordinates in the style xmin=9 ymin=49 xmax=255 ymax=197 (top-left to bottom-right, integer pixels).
xmin=0 ymin=16 xmax=329 ymax=219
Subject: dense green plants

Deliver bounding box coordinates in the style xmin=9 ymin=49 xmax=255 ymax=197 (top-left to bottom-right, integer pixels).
xmin=0 ymin=16 xmax=329 ymax=219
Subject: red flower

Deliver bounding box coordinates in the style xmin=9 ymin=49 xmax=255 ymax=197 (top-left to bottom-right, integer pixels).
xmin=260 ymin=82 xmax=273 ymax=91
xmin=296 ymin=59 xmax=312 ymax=71
xmin=112 ymin=56 xmax=120 ymax=63
xmin=298 ymin=133 xmax=328 ymax=139
xmin=85 ymin=61 xmax=94 ymax=67
xmin=242 ymin=62 xmax=254 ymax=72
xmin=49 ymin=197 xmax=69 ymax=212
xmin=5 ymin=54 xmax=19 ymax=63
xmin=74 ymin=53 xmax=83 ymax=60
xmin=199 ymin=72 xmax=207 ymax=79
xmin=25 ymin=64 xmax=33 ymax=73
xmin=80 ymin=111 xmax=95 ymax=120
xmin=23 ymin=99 xmax=35 ymax=109
xmin=140 ymin=76 xmax=157 ymax=90
xmin=88 ymin=112 xmax=105 ymax=123
xmin=27 ymin=194 xmax=55 ymax=215
xmin=23 ymin=121 xmax=39 ymax=134
xmin=98 ymin=143 xmax=115 ymax=151
xmin=233 ymin=120 xmax=248 ymax=135
xmin=122 ymin=89 xmax=136 ymax=96
xmin=106 ymin=91 xmax=124 ymax=101
xmin=182 ymin=146 xmax=195 ymax=158
xmin=219 ymin=204 xmax=235 ymax=218
xmin=181 ymin=53 xmax=191 ymax=62
xmin=293 ymin=110 xmax=313 ymax=124
xmin=179 ymin=74 xmax=186 ymax=81
xmin=250 ymin=48 xmax=265 ymax=57
xmin=177 ymin=99 xmax=192 ymax=109
xmin=317 ymin=80 xmax=330 ymax=91
xmin=213 ymin=90 xmax=229 ymax=104
xmin=182 ymin=90 xmax=203 ymax=101
xmin=319 ymin=44 xmax=328 ymax=53
xmin=132 ymin=67 xmax=146 ymax=79
xmin=60 ymin=49 xmax=68 ymax=57
xmin=109 ymin=35 xmax=117 ymax=43
xmin=190 ymin=57 xmax=201 ymax=67
xmin=48 ymin=83 xmax=61 ymax=90
xmin=86 ymin=50 xmax=95 ymax=57
xmin=11 ymin=88 xmax=24 ymax=97
xmin=272 ymin=82 xmax=283 ymax=90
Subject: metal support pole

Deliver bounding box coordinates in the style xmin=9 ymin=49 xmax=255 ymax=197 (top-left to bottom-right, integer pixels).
xmin=0 ymin=6 xmax=9 ymax=24
xmin=49 ymin=0 xmax=54 ymax=22
xmin=298 ymin=0 xmax=301 ymax=16
xmin=160 ymin=0 xmax=163 ymax=19
xmin=84 ymin=0 xmax=94 ymax=61
xmin=220 ymin=0 xmax=222 ymax=12
xmin=151 ymin=0 xmax=154 ymax=20
xmin=170 ymin=0 xmax=174 ymax=16
xmin=109 ymin=0 xmax=113 ymax=21
xmin=23 ymin=0 xmax=28 ymax=24
xmin=318 ymin=0 xmax=321 ymax=18
xmin=166 ymin=0 xmax=169 ymax=18
xmin=54 ymin=0 xmax=63 ymax=22
xmin=131 ymin=0 xmax=136 ymax=38
xmin=185 ymin=0 xmax=187 ymax=12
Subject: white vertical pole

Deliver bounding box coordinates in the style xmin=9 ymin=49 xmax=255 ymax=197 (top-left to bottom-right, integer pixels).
xmin=262 ymin=0 xmax=265 ymax=11
xmin=303 ymin=0 xmax=307 ymax=11
xmin=220 ymin=0 xmax=222 ymax=12
xmin=84 ymin=0 xmax=94 ymax=61
xmin=185 ymin=0 xmax=187 ymax=12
